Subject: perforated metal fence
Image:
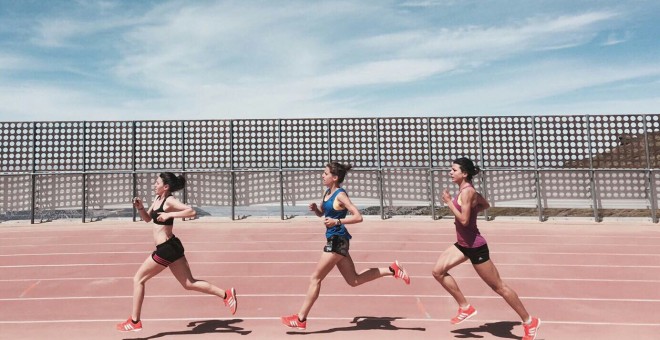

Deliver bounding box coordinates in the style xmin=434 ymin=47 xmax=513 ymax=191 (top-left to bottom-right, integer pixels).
xmin=0 ymin=114 xmax=658 ymax=223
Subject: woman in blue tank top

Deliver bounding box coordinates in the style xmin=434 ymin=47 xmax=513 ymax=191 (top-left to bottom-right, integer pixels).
xmin=281 ymin=162 xmax=411 ymax=330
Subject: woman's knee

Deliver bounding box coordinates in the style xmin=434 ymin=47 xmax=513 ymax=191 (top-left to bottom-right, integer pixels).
xmin=133 ymin=273 xmax=149 ymax=286
xmin=432 ymin=267 xmax=449 ymax=279
xmin=488 ymin=281 xmax=508 ymax=295
xmin=343 ymin=276 xmax=359 ymax=287
xmin=180 ymin=278 xmax=198 ymax=290
xmin=309 ymin=275 xmax=323 ymax=287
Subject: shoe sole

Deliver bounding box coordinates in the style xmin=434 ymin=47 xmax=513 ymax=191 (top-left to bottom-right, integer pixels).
xmin=117 ymin=328 xmax=142 ymax=332
xmin=451 ymin=310 xmax=477 ymax=325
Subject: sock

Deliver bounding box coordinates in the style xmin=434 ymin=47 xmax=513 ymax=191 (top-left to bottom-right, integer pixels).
xmin=389 ymin=266 xmax=395 ymax=274
xmin=132 ymin=319 xmax=140 ymax=324
xmin=460 ymin=304 xmax=471 ymax=311
xmin=523 ymin=317 xmax=532 ymax=325
xmin=298 ymin=316 xmax=306 ymax=322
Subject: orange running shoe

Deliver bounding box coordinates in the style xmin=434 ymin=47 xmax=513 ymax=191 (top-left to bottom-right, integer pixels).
xmin=116 ymin=318 xmax=142 ymax=332
xmin=390 ymin=260 xmax=411 ymax=285
xmin=522 ymin=317 xmax=541 ymax=340
xmin=281 ymin=314 xmax=307 ymax=330
xmin=224 ymin=287 xmax=237 ymax=315
xmin=450 ymin=305 xmax=477 ymax=324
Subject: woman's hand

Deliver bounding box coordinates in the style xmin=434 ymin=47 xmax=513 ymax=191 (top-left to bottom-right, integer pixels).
xmin=133 ymin=197 xmax=145 ymax=210
xmin=323 ymin=217 xmax=340 ymax=228
xmin=156 ymin=212 xmax=171 ymax=222
xmin=309 ymin=202 xmax=323 ymax=217
xmin=442 ymin=189 xmax=452 ymax=205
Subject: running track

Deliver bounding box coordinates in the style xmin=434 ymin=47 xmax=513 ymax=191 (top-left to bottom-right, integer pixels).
xmin=1 ymin=216 xmax=659 ymax=339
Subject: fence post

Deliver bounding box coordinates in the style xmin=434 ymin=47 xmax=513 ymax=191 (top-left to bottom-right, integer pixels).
xmin=643 ymin=115 xmax=658 ymax=223
xmin=82 ymin=121 xmax=87 ymax=223
xmin=427 ymin=119 xmax=436 ymax=220
xmin=531 ymin=116 xmax=544 ymax=222
xmin=132 ymin=121 xmax=137 ymax=222
xmin=278 ymin=119 xmax=284 ymax=220
xmin=30 ymin=123 xmax=37 ymax=224
xmin=230 ymin=120 xmax=235 ymax=221
xmin=477 ymin=117 xmax=490 ymax=220
xmin=585 ymin=115 xmax=601 ymax=222
xmin=375 ymin=118 xmax=385 ymax=219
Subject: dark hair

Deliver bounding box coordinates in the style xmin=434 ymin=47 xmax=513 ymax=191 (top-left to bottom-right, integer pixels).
xmin=453 ymin=157 xmax=481 ymax=182
xmin=159 ymin=172 xmax=186 ymax=192
xmin=326 ymin=162 xmax=353 ymax=184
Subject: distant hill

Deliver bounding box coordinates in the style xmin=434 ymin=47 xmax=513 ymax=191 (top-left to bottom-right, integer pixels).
xmin=563 ymin=131 xmax=658 ymax=169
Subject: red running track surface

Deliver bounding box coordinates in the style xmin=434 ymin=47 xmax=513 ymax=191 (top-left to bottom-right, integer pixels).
xmin=1 ymin=216 xmax=659 ymax=339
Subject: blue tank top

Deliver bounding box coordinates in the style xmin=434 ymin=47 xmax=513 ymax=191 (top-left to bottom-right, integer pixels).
xmin=322 ymin=188 xmax=351 ymax=239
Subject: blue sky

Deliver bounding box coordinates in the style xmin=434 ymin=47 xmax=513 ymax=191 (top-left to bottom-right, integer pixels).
xmin=1 ymin=0 xmax=659 ymax=121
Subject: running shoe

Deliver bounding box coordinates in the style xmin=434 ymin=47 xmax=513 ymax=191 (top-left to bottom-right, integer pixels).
xmin=116 ymin=318 xmax=142 ymax=332
xmin=522 ymin=317 xmax=541 ymax=340
xmin=224 ymin=287 xmax=237 ymax=315
xmin=281 ymin=314 xmax=307 ymax=330
xmin=390 ymin=260 xmax=411 ymax=285
xmin=450 ymin=305 xmax=477 ymax=324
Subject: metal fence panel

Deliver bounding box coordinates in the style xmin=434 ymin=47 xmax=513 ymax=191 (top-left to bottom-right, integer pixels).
xmin=0 ymin=114 xmax=657 ymax=223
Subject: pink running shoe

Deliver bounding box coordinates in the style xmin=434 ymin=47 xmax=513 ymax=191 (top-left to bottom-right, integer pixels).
xmin=116 ymin=318 xmax=142 ymax=332
xmin=522 ymin=317 xmax=541 ymax=340
xmin=281 ymin=314 xmax=307 ymax=330
xmin=450 ymin=305 xmax=477 ymax=324
xmin=224 ymin=287 xmax=237 ymax=315
xmin=390 ymin=260 xmax=411 ymax=285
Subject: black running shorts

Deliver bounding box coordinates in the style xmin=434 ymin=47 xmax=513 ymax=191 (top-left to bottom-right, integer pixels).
xmin=454 ymin=242 xmax=490 ymax=265
xmin=151 ymin=236 xmax=185 ymax=267
xmin=324 ymin=235 xmax=350 ymax=257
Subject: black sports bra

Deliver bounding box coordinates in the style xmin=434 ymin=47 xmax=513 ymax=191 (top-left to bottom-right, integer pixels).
xmin=150 ymin=195 xmax=174 ymax=226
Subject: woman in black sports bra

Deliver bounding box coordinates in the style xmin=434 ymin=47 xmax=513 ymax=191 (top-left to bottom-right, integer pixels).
xmin=116 ymin=172 xmax=237 ymax=332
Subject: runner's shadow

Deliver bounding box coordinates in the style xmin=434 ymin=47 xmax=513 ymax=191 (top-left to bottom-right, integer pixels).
xmin=451 ymin=321 xmax=519 ymax=339
xmin=287 ymin=316 xmax=425 ymax=335
xmin=123 ymin=319 xmax=251 ymax=339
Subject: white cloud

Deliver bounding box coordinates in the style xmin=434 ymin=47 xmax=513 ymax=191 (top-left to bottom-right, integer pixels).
xmin=1 ymin=1 xmax=656 ymax=121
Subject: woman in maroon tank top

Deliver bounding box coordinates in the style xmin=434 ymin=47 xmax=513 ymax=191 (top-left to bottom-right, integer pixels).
xmin=432 ymin=158 xmax=541 ymax=340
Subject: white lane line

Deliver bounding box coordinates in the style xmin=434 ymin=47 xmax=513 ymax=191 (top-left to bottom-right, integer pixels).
xmin=0 ymin=317 xmax=659 ymax=327
xmin=2 ymin=294 xmax=660 ymax=302
xmin=1 ymin=275 xmax=659 ymax=283
xmin=2 ymin=262 xmax=660 ymax=268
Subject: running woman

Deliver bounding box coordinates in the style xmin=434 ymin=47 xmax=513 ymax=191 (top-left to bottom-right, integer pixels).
xmin=116 ymin=172 xmax=237 ymax=332
xmin=281 ymin=162 xmax=410 ymax=330
xmin=433 ymin=157 xmax=540 ymax=340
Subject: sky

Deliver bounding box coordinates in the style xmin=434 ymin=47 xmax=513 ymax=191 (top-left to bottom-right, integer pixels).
xmin=0 ymin=0 xmax=659 ymax=121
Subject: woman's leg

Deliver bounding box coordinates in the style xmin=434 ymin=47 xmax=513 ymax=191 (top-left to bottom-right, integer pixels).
xmin=432 ymin=244 xmax=470 ymax=307
xmin=336 ymin=253 xmax=392 ymax=287
xmin=131 ymin=256 xmax=167 ymax=321
xmin=297 ymin=251 xmax=344 ymax=320
xmin=169 ymin=257 xmax=225 ymax=297
xmin=473 ymin=260 xmax=530 ymax=322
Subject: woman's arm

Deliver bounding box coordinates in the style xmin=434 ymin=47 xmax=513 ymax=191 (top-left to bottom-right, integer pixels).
xmin=158 ymin=197 xmax=196 ymax=221
xmin=133 ymin=197 xmax=152 ymax=223
xmin=309 ymin=202 xmax=323 ymax=217
xmin=475 ymin=192 xmax=490 ymax=212
xmin=444 ymin=188 xmax=476 ymax=226
xmin=323 ymin=192 xmax=363 ymax=227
